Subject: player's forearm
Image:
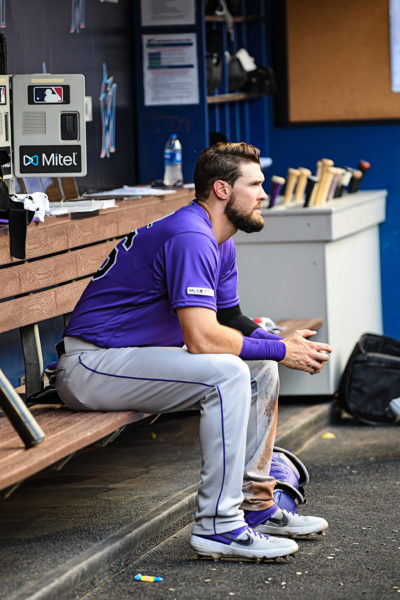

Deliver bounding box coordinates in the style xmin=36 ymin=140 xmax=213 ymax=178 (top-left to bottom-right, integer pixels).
xmin=185 ymin=322 xmax=244 ymax=355
xmin=177 ymin=306 xmax=285 ymax=359
xmin=184 ymin=323 xmax=286 ymax=361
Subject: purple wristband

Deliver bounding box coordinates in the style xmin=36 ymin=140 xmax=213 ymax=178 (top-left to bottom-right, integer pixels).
xmin=240 ymin=335 xmax=286 ymax=361
xmin=250 ymin=327 xmax=284 ymax=341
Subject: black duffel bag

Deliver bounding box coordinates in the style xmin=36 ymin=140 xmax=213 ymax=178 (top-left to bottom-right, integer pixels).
xmin=337 ymin=333 xmax=400 ymax=425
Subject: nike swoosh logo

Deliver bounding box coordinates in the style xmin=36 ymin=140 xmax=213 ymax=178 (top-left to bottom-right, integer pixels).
xmin=222 ymin=533 xmax=254 ymax=546
xmin=268 ymin=512 xmax=290 ymax=527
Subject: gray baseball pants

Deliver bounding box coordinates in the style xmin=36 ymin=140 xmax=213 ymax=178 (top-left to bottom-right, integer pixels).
xmin=56 ymin=336 xmax=279 ymax=536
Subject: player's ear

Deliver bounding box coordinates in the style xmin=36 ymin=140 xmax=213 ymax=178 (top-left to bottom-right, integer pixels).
xmin=213 ymin=179 xmax=230 ymax=201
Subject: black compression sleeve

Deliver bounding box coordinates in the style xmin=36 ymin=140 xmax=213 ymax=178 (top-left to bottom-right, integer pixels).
xmin=217 ymin=304 xmax=260 ymax=336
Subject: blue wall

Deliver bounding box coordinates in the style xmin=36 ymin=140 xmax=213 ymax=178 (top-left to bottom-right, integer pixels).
xmin=268 ymin=119 xmax=400 ymax=340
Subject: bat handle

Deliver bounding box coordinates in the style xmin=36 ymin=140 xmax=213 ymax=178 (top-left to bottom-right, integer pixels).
xmin=304 ymin=176 xmax=318 ymax=207
xmin=348 ymin=169 xmax=363 ymax=193
xmin=358 ymin=160 xmax=371 ymax=175
xmin=327 ymin=168 xmax=344 ymax=202
xmin=269 ymin=175 xmax=285 ymax=208
xmin=317 ymin=167 xmax=336 ymax=205
xmin=284 ymin=169 xmax=300 ymax=205
xmin=294 ymin=168 xmax=311 ymax=203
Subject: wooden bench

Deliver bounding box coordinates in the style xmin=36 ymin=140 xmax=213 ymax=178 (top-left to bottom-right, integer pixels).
xmin=0 ymin=187 xmax=193 ymax=496
xmin=274 ymin=318 xmax=323 ymax=337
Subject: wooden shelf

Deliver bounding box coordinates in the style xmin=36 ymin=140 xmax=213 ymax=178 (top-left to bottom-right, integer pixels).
xmin=207 ymin=92 xmax=261 ymax=104
xmin=205 ymin=15 xmax=265 ymax=23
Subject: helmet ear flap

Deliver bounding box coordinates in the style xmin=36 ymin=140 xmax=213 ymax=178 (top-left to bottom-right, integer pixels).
xmin=273 ymin=482 xmax=306 ymax=514
xmin=270 ymin=446 xmax=310 ymax=514
xmin=272 ymin=446 xmax=310 ymax=487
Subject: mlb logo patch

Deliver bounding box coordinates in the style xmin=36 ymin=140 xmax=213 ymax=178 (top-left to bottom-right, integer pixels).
xmin=187 ymin=287 xmax=214 ymax=297
xmin=34 ymin=86 xmax=63 ymax=103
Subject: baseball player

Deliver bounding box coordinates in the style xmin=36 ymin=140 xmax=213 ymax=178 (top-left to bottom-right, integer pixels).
xmin=56 ymin=142 xmax=332 ymax=561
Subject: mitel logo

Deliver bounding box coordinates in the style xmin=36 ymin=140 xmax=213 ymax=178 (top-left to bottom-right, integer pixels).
xmin=23 ymin=154 xmax=39 ymax=166
xmin=19 ymin=145 xmax=82 ymax=174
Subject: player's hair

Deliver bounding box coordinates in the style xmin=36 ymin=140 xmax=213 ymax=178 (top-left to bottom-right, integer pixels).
xmin=194 ymin=142 xmax=261 ymax=201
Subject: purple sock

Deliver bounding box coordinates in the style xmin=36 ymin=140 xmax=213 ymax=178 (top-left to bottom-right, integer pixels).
xmin=244 ymin=504 xmax=279 ymax=528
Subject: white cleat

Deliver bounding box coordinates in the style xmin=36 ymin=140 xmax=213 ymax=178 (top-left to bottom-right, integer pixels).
xmin=190 ymin=526 xmax=298 ymax=561
xmin=255 ymin=508 xmax=328 ymax=537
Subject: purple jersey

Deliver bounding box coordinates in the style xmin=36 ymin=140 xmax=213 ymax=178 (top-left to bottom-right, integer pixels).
xmin=65 ymin=201 xmax=240 ymax=348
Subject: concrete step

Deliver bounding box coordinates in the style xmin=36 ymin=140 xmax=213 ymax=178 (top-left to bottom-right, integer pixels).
xmin=5 ymin=400 xmax=332 ymax=600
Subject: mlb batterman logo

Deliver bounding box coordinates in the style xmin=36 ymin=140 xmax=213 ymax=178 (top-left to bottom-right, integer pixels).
xmin=187 ymin=287 xmax=214 ymax=296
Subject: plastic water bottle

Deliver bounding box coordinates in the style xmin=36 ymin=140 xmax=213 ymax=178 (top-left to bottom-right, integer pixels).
xmin=163 ymin=134 xmax=183 ymax=187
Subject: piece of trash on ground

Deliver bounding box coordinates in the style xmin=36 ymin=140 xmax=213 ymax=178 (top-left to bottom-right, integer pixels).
xmin=134 ymin=573 xmax=163 ymax=582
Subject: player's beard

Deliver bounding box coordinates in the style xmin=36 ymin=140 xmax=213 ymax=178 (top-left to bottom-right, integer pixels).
xmin=224 ymin=191 xmax=264 ymax=233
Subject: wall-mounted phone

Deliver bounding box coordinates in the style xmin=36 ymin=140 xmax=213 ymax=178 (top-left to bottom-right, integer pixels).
xmin=0 ymin=73 xmax=87 ymax=180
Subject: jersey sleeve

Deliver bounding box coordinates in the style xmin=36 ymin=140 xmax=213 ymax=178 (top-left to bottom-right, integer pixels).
xmin=158 ymin=232 xmax=219 ymax=311
xmin=216 ymin=238 xmax=240 ymax=309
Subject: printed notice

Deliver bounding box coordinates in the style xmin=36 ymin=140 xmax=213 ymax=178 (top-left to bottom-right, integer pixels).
xmin=140 ymin=0 xmax=195 ymax=27
xmin=143 ymin=33 xmax=199 ymax=106
xmin=390 ymin=0 xmax=400 ymax=91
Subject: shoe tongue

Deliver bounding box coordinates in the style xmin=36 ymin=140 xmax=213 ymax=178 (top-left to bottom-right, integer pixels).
xmin=244 ymin=504 xmax=279 ymax=528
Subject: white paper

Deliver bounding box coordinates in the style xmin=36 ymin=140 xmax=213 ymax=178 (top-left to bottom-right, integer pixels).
xmin=48 ymin=200 xmax=117 ymax=215
xmin=143 ymin=33 xmax=199 ymax=106
xmin=84 ymin=186 xmax=177 ymax=198
xmin=121 ymin=185 xmax=176 ymax=195
xmin=140 ymin=0 xmax=195 ymax=27
xmin=390 ymin=0 xmax=400 ymax=91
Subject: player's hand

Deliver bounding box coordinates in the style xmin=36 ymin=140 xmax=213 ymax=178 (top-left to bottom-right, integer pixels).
xmin=279 ymin=329 xmax=332 ymax=375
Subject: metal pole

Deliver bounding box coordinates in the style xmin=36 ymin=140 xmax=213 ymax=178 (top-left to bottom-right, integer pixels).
xmin=0 ymin=369 xmax=45 ymax=448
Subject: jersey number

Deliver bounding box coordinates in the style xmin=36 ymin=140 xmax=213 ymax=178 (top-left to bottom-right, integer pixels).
xmin=92 ymin=247 xmax=118 ymax=281
xmin=92 ymin=228 xmax=139 ymax=281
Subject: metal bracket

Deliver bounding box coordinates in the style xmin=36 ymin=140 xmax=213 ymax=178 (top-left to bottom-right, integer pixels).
xmin=52 ymin=452 xmax=76 ymax=471
xmin=0 ymin=369 xmax=45 ymax=448
xmin=94 ymin=426 xmax=125 ymax=447
xmin=1 ymin=481 xmax=22 ymax=500
xmin=148 ymin=414 xmax=161 ymax=425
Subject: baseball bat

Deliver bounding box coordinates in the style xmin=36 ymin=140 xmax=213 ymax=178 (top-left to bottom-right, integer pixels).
xmin=327 ymin=167 xmax=344 ymax=202
xmin=321 ymin=158 xmax=334 ymax=171
xmin=310 ymin=159 xmax=334 ymax=206
xmin=314 ymin=163 xmax=335 ymax=205
xmin=334 ymin=167 xmax=353 ymax=197
xmin=348 ymin=169 xmax=363 ymax=193
xmin=294 ymin=168 xmax=311 ymax=203
xmin=358 ymin=160 xmax=371 ymax=175
xmin=304 ymin=176 xmax=318 ymax=207
xmin=283 ymin=168 xmax=300 ymax=205
xmin=268 ymin=175 xmax=285 ymax=208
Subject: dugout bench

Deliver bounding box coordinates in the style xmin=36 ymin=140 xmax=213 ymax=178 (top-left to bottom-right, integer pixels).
xmin=0 ymin=187 xmax=193 ymax=497
xmin=0 ymin=185 xmax=322 ymax=497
